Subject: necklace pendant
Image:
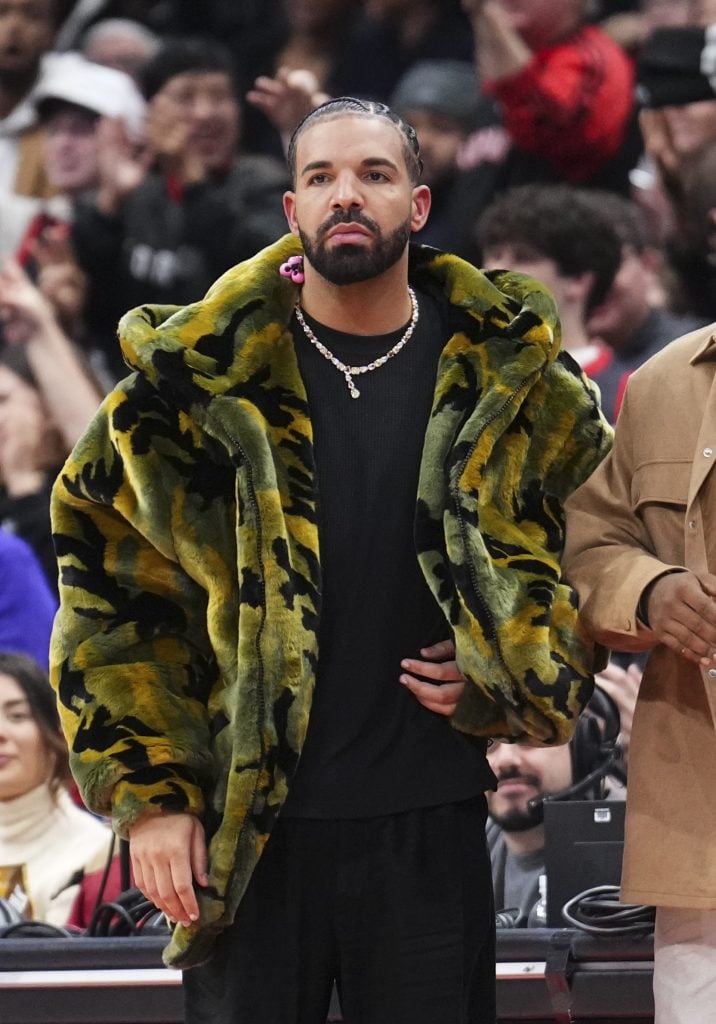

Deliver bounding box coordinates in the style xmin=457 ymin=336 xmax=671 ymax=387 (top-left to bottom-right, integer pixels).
xmin=294 ymin=287 xmax=418 ymax=402
xmin=344 ymin=371 xmax=360 ymax=398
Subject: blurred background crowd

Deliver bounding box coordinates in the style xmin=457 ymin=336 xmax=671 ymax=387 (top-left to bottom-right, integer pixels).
xmin=1 ymin=0 xmax=716 ymax=933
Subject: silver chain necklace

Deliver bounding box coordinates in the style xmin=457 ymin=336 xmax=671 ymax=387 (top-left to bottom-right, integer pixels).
xmin=294 ymin=287 xmax=419 ymax=399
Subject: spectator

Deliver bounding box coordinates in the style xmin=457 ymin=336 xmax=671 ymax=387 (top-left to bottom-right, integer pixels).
xmin=0 ymin=530 xmax=55 ymax=668
xmin=634 ymin=23 xmax=716 ymax=319
xmin=389 ymin=59 xmax=483 ymax=258
xmin=17 ymin=50 xmax=146 ymax=384
xmin=0 ymin=0 xmax=62 ymax=256
xmin=81 ymin=17 xmax=160 ymax=80
xmin=488 ymin=685 xmax=627 ymax=927
xmin=476 ymin=183 xmax=622 ymax=375
xmin=71 ymin=36 xmax=290 ymax=379
xmin=55 ymin=1 xmax=290 ymax=157
xmin=585 ymin=190 xmax=705 ymax=422
xmin=458 ymin=0 xmax=641 ymax=215
xmin=0 ymin=265 xmax=103 ymax=588
xmin=0 ymin=652 xmax=113 ymax=927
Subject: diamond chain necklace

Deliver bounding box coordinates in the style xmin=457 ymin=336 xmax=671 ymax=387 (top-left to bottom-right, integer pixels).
xmin=294 ymin=287 xmax=419 ymax=399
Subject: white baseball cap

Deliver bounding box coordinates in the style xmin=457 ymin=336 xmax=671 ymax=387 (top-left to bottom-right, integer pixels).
xmin=33 ymin=52 xmax=146 ymax=139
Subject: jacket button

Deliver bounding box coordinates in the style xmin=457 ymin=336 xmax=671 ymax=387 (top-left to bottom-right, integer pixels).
xmin=688 ymin=520 xmax=697 ymax=529
xmin=708 ymin=669 xmax=716 ymax=679
xmin=704 ymin=448 xmax=714 ymax=458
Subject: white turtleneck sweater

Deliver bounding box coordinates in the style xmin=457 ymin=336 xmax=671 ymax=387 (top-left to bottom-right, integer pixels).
xmin=0 ymin=783 xmax=112 ymax=927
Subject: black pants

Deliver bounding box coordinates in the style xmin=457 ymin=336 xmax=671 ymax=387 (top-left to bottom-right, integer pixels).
xmin=184 ymin=797 xmax=496 ymax=1024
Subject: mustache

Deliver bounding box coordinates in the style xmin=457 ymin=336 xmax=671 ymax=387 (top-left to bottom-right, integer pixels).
xmin=496 ymin=768 xmax=540 ymax=788
xmin=317 ymin=209 xmax=380 ymax=241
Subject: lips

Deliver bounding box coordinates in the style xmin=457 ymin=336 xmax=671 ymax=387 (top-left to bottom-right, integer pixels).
xmin=0 ymin=754 xmax=14 ymax=769
xmin=496 ymin=777 xmax=536 ymax=794
xmin=328 ymin=224 xmax=372 ymax=240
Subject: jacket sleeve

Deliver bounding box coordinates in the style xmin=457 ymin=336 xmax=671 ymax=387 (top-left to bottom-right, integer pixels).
xmin=449 ymin=351 xmax=614 ymax=745
xmin=562 ymin=381 xmax=685 ymax=652
xmin=50 ymin=381 xmax=216 ymax=837
xmin=416 ymin=260 xmax=614 ymax=745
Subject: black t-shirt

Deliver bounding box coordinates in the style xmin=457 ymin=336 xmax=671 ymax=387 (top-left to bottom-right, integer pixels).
xmin=282 ymin=287 xmax=494 ymax=818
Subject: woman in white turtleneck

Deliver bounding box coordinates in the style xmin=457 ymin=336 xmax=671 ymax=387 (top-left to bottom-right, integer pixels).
xmin=0 ymin=652 xmax=112 ymax=928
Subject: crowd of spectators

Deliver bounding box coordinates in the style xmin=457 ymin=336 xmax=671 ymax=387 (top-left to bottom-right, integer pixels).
xmin=2 ymin=0 xmax=716 ymax=934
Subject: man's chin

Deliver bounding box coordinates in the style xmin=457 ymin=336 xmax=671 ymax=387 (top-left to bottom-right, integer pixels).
xmin=490 ymin=804 xmax=543 ymax=832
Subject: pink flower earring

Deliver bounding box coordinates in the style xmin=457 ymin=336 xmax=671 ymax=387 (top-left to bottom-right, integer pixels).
xmin=279 ymin=254 xmax=305 ymax=284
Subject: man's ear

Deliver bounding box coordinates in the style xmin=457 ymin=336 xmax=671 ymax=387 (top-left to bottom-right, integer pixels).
xmin=283 ymin=191 xmax=300 ymax=237
xmin=411 ymin=184 xmax=431 ymax=233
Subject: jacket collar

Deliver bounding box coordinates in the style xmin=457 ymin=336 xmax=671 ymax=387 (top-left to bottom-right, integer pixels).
xmin=119 ymin=235 xmax=560 ymax=395
xmin=690 ymin=326 xmax=716 ymax=364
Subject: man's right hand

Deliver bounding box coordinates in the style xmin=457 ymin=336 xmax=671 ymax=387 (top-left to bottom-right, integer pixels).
xmin=645 ymin=570 xmax=716 ymax=665
xmin=129 ymin=813 xmax=208 ymax=928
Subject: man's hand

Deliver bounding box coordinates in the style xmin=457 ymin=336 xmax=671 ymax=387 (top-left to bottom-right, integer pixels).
xmin=400 ymin=639 xmax=466 ymax=715
xmin=129 ymin=813 xmax=208 ymax=928
xmin=645 ymin=570 xmax=716 ymax=665
xmin=0 ymin=258 xmax=56 ymax=345
xmin=246 ymin=67 xmax=329 ymax=146
xmin=96 ymin=117 xmax=151 ymax=213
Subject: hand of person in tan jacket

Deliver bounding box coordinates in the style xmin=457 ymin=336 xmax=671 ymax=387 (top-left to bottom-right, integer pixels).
xmin=644 ymin=570 xmax=716 ymax=666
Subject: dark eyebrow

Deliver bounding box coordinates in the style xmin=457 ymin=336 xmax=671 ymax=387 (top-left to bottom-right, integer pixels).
xmin=299 ymin=157 xmax=400 ymax=177
xmin=300 ymin=160 xmax=332 ymax=177
xmin=2 ymin=699 xmax=30 ymax=711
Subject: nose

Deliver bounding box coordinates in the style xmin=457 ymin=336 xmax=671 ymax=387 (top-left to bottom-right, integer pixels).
xmin=330 ymin=169 xmax=364 ymax=211
xmin=488 ymin=741 xmax=522 ymax=774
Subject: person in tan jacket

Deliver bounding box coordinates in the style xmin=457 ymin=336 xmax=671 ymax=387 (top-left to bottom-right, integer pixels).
xmin=563 ymin=321 xmax=716 ymax=1024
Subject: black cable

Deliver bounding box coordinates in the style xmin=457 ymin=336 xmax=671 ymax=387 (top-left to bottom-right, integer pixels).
xmin=89 ymin=829 xmax=117 ymax=924
xmin=86 ymin=900 xmax=139 ymax=937
xmin=0 ymin=920 xmax=74 ymax=939
xmin=84 ymin=886 xmax=170 ymax=937
xmin=561 ymin=885 xmax=655 ymax=936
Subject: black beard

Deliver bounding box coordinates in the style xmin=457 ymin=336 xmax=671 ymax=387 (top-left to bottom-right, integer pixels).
xmin=490 ymin=802 xmax=544 ymax=832
xmin=299 ymin=211 xmax=411 ymax=285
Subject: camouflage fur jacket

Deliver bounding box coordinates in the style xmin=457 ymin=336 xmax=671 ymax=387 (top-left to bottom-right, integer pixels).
xmin=50 ymin=234 xmax=611 ymax=967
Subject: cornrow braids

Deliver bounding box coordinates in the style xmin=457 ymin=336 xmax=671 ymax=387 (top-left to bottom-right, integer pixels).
xmin=287 ymin=96 xmax=423 ymax=186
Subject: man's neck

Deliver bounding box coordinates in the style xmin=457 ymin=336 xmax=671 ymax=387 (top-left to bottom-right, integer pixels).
xmin=299 ymin=260 xmax=414 ymax=335
xmin=503 ymin=822 xmax=545 ymax=856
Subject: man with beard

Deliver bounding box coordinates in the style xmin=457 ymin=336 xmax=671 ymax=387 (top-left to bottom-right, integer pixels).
xmin=0 ymin=0 xmax=61 ymax=256
xmin=486 ymin=686 xmax=625 ymax=927
xmin=49 ymin=97 xmax=610 ymax=1024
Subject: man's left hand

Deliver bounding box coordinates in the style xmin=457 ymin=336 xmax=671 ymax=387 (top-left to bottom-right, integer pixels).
xmin=400 ymin=639 xmax=466 ymax=715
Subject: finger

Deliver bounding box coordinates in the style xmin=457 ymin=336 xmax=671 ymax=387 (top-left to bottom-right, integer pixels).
xmin=419 ymin=638 xmax=456 ymax=659
xmin=251 ymin=75 xmax=285 ymax=97
xmin=661 ymin=629 xmax=715 ymax=665
xmin=152 ymin=856 xmax=195 ymax=927
xmin=401 ymin=657 xmax=463 ymax=682
xmin=401 ymin=676 xmax=463 ymax=715
xmin=401 ymin=675 xmax=464 ymax=704
xmin=190 ymin=822 xmax=209 ymax=888
xmin=169 ymin=853 xmax=200 ymax=926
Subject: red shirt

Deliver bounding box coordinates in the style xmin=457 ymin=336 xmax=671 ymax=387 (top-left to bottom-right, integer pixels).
xmin=484 ymin=25 xmax=634 ymax=183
